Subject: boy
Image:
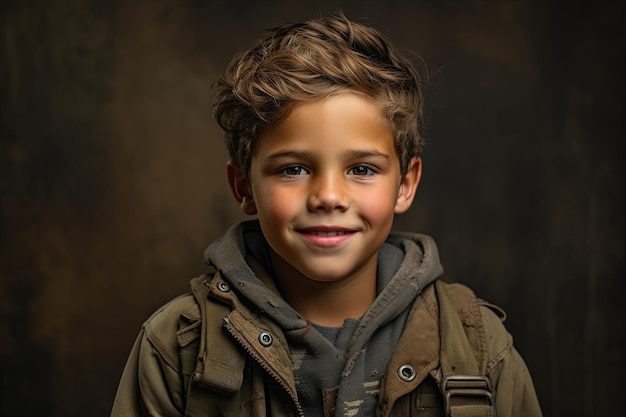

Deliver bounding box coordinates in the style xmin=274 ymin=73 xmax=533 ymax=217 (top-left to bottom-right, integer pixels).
xmin=111 ymin=13 xmax=542 ymax=417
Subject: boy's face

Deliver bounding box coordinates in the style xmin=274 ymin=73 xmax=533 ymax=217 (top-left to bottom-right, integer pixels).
xmin=228 ymin=93 xmax=421 ymax=285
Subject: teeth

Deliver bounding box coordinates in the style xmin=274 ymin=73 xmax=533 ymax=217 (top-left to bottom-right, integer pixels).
xmin=308 ymin=230 xmax=347 ymax=236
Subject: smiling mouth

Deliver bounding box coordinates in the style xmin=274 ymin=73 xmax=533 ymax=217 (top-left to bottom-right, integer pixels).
xmin=296 ymin=228 xmax=357 ymax=246
xmin=302 ymin=230 xmax=352 ymax=236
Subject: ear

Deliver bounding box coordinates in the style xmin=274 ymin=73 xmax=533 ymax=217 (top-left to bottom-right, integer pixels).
xmin=394 ymin=157 xmax=422 ymax=214
xmin=226 ymin=161 xmax=257 ymax=215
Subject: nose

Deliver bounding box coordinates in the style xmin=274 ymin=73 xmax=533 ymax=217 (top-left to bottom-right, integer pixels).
xmin=307 ymin=173 xmax=350 ymax=212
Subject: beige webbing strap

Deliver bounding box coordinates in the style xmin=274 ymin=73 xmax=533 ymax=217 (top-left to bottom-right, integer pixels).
xmin=436 ymin=280 xmax=496 ymax=417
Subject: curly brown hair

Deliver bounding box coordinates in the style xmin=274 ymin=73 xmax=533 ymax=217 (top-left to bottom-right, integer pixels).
xmin=213 ymin=12 xmax=425 ymax=179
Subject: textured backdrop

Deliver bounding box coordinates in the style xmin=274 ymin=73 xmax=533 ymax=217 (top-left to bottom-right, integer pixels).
xmin=1 ymin=1 xmax=624 ymax=416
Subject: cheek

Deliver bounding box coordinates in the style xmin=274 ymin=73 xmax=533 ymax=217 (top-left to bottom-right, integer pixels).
xmin=254 ymin=184 xmax=301 ymax=223
xmin=356 ymin=187 xmax=399 ymax=224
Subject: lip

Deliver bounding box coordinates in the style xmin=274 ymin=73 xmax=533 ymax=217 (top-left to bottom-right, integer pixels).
xmin=295 ymin=226 xmax=357 ymax=247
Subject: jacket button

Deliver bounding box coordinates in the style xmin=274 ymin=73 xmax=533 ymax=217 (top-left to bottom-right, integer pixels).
xmin=398 ymin=364 xmax=417 ymax=382
xmin=258 ymin=331 xmax=273 ymax=347
xmin=217 ymin=281 xmax=231 ymax=292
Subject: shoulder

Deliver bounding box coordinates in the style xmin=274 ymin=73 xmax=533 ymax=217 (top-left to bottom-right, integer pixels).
xmin=477 ymin=300 xmax=513 ymax=373
xmin=143 ymin=292 xmax=200 ymax=334
xmin=434 ymin=281 xmax=513 ymax=370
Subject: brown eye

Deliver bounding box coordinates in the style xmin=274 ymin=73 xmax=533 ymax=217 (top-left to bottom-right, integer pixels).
xmin=348 ymin=165 xmax=376 ymax=176
xmin=278 ymin=165 xmax=309 ymax=176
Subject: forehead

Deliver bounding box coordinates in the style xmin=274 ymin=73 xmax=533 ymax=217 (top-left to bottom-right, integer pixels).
xmin=253 ymin=93 xmax=396 ymax=157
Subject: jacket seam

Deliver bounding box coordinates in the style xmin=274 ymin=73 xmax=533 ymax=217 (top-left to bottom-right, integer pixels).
xmin=486 ymin=341 xmax=512 ymax=374
xmin=144 ymin=323 xmax=181 ymax=372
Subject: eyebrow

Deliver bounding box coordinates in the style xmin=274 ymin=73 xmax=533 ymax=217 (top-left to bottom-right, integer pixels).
xmin=265 ymin=150 xmax=309 ymax=161
xmin=342 ymin=149 xmax=392 ymax=161
xmin=265 ymin=149 xmax=392 ymax=161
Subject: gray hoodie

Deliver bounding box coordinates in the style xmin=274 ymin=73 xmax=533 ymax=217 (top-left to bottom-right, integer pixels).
xmin=204 ymin=220 xmax=443 ymax=417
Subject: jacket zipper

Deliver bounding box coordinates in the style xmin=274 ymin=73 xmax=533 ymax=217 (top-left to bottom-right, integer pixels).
xmin=223 ymin=317 xmax=304 ymax=417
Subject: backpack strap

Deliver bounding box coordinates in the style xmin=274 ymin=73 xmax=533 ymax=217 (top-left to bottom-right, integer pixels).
xmin=434 ymin=280 xmax=496 ymax=417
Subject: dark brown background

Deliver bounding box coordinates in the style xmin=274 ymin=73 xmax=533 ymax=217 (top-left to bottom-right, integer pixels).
xmin=1 ymin=1 xmax=623 ymax=416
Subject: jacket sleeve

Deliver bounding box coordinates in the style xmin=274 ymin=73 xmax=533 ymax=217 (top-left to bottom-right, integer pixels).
xmin=481 ymin=306 xmax=543 ymax=417
xmin=110 ymin=293 xmax=199 ymax=417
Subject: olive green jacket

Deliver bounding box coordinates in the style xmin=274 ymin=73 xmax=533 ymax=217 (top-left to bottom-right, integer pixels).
xmin=111 ymin=274 xmax=542 ymax=417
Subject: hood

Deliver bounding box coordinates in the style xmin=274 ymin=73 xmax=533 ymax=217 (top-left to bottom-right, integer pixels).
xmin=204 ymin=220 xmax=443 ymax=341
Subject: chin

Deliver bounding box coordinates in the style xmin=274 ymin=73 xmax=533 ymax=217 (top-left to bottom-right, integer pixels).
xmin=298 ymin=263 xmax=367 ymax=283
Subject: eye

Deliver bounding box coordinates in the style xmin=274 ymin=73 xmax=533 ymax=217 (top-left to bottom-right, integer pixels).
xmin=277 ymin=165 xmax=309 ymax=177
xmin=348 ymin=164 xmax=377 ymax=176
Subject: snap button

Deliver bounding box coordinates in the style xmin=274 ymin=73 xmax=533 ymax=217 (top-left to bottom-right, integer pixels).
xmin=398 ymin=364 xmax=417 ymax=382
xmin=217 ymin=281 xmax=231 ymax=292
xmin=258 ymin=331 xmax=273 ymax=347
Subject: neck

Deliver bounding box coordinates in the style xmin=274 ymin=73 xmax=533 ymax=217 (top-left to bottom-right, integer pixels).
xmin=270 ymin=252 xmax=377 ymax=327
